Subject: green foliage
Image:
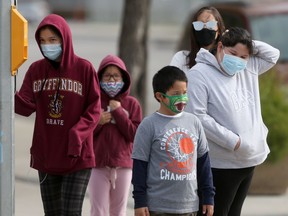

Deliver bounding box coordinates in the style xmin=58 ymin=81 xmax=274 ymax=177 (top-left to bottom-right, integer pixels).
xmin=260 ymin=70 xmax=288 ymax=163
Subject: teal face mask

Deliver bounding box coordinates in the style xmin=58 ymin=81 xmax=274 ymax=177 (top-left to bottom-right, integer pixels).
xmin=161 ymin=93 xmax=188 ymax=113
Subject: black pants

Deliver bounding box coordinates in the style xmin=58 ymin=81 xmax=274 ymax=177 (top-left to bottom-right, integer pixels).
xmin=38 ymin=169 xmax=91 ymax=216
xmin=212 ymin=167 xmax=255 ymax=216
xmin=150 ymin=212 xmax=197 ymax=216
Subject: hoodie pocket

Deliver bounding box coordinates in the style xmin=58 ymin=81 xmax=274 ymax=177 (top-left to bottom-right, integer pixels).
xmin=235 ymin=139 xmax=256 ymax=159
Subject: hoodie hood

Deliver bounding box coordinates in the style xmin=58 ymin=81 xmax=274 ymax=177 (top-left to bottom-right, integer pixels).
xmin=98 ymin=54 xmax=131 ymax=99
xmin=196 ymin=48 xmax=238 ymax=77
xmin=35 ymin=14 xmax=77 ymax=70
xmin=195 ymin=48 xmax=223 ymax=73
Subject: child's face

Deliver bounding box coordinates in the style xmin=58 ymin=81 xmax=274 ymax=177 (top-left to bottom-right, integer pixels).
xmin=39 ymin=28 xmax=63 ymax=61
xmin=100 ymin=65 xmax=124 ymax=98
xmin=157 ymin=80 xmax=188 ymax=115
xmin=217 ymin=42 xmax=249 ymax=75
xmin=218 ymin=42 xmax=250 ymax=60
xmin=39 ymin=28 xmax=62 ymax=45
xmin=101 ymin=66 xmax=123 ymax=83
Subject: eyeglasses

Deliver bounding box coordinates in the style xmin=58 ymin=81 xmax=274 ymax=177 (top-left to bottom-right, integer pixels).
xmin=102 ymin=73 xmax=122 ymax=81
xmin=192 ymin=20 xmax=218 ymax=31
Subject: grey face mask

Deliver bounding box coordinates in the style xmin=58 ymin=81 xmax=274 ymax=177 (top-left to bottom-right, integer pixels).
xmin=41 ymin=44 xmax=62 ymax=61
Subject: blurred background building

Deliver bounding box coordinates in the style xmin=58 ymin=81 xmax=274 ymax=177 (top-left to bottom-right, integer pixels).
xmin=18 ymin=0 xmax=202 ymax=24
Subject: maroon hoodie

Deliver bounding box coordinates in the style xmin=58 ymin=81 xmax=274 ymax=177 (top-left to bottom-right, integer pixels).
xmin=15 ymin=14 xmax=101 ymax=174
xmin=94 ymin=55 xmax=142 ymax=168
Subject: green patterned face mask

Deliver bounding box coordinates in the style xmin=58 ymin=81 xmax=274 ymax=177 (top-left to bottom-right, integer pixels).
xmin=161 ymin=93 xmax=188 ymax=113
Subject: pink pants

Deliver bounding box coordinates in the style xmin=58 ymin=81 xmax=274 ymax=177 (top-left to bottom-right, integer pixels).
xmin=88 ymin=167 xmax=132 ymax=216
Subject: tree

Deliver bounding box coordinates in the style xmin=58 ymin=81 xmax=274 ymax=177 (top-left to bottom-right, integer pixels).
xmin=118 ymin=0 xmax=151 ymax=114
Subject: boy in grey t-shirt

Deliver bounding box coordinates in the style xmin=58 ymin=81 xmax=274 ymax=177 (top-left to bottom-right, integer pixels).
xmin=132 ymin=66 xmax=214 ymax=216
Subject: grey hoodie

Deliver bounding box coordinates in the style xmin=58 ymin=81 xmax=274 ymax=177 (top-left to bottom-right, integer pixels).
xmin=186 ymin=40 xmax=280 ymax=168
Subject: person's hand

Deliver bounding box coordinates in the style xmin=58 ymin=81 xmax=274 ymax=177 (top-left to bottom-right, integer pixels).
xmin=234 ymin=138 xmax=241 ymax=151
xmin=109 ymin=100 xmax=121 ymax=111
xmin=202 ymin=204 xmax=214 ymax=216
xmin=135 ymin=207 xmax=150 ymax=216
xmin=99 ymin=109 xmax=112 ymax=125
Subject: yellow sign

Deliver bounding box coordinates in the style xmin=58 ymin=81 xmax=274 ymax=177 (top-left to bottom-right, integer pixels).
xmin=11 ymin=5 xmax=28 ymax=76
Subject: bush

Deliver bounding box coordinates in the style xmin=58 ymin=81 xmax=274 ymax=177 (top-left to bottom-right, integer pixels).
xmin=260 ymin=70 xmax=288 ymax=163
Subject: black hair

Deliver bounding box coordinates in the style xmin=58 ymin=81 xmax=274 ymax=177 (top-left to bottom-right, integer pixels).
xmin=152 ymin=66 xmax=187 ymax=101
xmin=220 ymin=27 xmax=253 ymax=54
xmin=38 ymin=25 xmax=62 ymax=39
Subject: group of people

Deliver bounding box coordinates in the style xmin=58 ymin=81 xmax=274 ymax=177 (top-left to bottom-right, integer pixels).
xmin=15 ymin=5 xmax=280 ymax=216
xmin=15 ymin=14 xmax=142 ymax=216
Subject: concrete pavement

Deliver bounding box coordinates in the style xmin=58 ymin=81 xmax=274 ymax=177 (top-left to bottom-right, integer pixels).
xmin=14 ymin=21 xmax=288 ymax=215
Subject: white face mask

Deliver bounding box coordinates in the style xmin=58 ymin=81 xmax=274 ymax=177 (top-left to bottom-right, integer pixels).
xmin=40 ymin=44 xmax=62 ymax=61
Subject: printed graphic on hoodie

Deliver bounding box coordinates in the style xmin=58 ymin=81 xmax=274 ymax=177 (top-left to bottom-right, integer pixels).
xmin=33 ymin=78 xmax=83 ymax=96
xmin=230 ymin=89 xmax=255 ymax=112
xmin=160 ymin=127 xmax=197 ymax=181
xmin=33 ymin=78 xmax=84 ymax=125
xmin=48 ymin=93 xmax=64 ymax=118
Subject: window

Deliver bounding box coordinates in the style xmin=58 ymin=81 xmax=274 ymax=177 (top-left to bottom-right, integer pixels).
xmin=250 ymin=14 xmax=288 ymax=61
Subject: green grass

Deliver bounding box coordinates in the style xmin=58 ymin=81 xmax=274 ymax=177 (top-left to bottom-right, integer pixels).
xmin=260 ymin=70 xmax=288 ymax=163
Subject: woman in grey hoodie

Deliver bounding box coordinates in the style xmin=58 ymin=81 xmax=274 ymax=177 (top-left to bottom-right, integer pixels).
xmin=185 ymin=27 xmax=280 ymax=216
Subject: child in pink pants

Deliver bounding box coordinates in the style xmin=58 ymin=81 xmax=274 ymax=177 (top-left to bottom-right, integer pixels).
xmin=88 ymin=54 xmax=142 ymax=216
xmin=89 ymin=168 xmax=132 ymax=215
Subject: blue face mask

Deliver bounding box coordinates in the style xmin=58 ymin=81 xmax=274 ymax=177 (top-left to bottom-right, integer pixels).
xmin=220 ymin=49 xmax=248 ymax=76
xmin=40 ymin=44 xmax=62 ymax=61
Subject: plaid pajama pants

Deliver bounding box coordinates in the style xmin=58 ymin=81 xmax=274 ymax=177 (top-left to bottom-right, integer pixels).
xmin=38 ymin=168 xmax=91 ymax=216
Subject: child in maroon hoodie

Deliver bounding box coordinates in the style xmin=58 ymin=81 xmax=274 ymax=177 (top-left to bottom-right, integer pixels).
xmin=15 ymin=14 xmax=101 ymax=215
xmin=88 ymin=54 xmax=142 ymax=216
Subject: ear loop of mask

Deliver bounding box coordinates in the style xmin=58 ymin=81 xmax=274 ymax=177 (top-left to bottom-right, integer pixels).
xmin=160 ymin=93 xmax=169 ymax=108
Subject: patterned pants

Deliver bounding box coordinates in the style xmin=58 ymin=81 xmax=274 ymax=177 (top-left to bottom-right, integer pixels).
xmin=38 ymin=169 xmax=91 ymax=216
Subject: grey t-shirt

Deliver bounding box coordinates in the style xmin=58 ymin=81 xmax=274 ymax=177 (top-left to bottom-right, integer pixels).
xmin=132 ymin=111 xmax=208 ymax=213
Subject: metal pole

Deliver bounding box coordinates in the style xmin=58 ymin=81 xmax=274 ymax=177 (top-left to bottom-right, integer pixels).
xmin=0 ymin=0 xmax=15 ymax=215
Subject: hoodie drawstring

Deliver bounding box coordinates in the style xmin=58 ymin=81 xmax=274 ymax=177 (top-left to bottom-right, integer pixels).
xmin=106 ymin=166 xmax=118 ymax=189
